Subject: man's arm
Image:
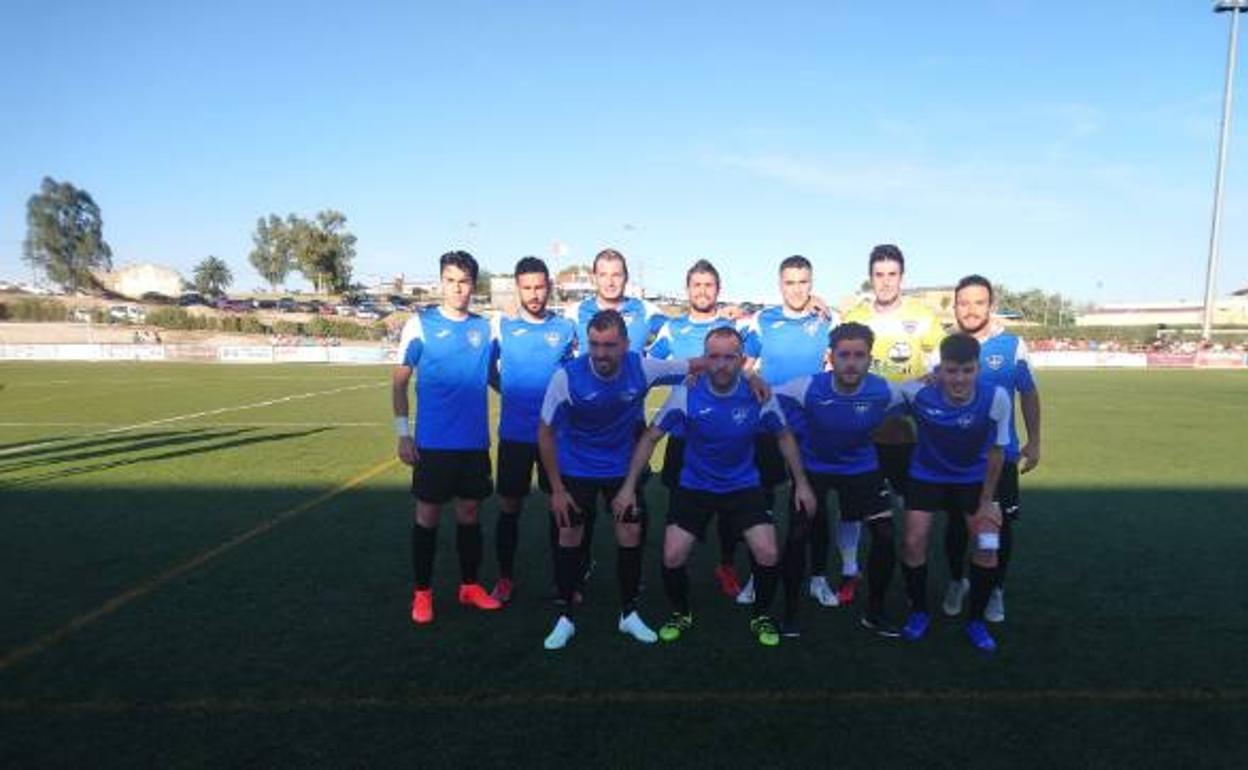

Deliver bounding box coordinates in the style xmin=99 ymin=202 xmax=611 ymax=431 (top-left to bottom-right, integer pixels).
xmin=392 ymin=365 xmax=416 ymax=465
xmin=1019 ymin=389 xmax=1041 ymax=474
xmin=776 ymin=428 xmax=816 ymax=516
xmin=538 ymin=421 xmax=578 ymax=528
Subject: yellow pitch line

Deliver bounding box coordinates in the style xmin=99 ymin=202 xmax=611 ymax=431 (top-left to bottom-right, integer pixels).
xmin=0 ymin=688 xmax=1245 ymax=712
xmin=0 ymin=457 xmax=400 ymax=673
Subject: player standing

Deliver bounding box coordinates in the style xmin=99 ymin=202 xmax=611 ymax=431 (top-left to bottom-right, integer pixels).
xmin=648 ymin=259 xmax=746 ymax=599
xmin=393 ymin=250 xmax=502 ymax=624
xmin=615 ymin=327 xmax=815 ymax=647
xmin=951 ymin=274 xmax=1041 ymax=623
xmin=569 ymin=248 xmax=667 ymax=354
xmin=775 ymin=322 xmax=907 ymax=637
xmin=737 ymin=255 xmax=838 ymax=607
xmin=842 ymin=244 xmax=945 ymax=608
xmin=489 ymin=256 xmax=577 ymax=604
xmin=897 ymin=334 xmax=1011 ymax=653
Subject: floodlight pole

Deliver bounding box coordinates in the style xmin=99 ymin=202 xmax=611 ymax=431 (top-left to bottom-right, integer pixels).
xmin=1203 ymin=1 xmax=1248 ymax=341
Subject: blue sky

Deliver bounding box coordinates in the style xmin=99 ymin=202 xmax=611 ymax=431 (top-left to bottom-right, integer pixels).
xmin=2 ymin=0 xmax=1246 ymax=305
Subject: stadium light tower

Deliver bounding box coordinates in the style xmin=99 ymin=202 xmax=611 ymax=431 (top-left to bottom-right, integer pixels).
xmin=1202 ymin=0 xmax=1248 ymax=341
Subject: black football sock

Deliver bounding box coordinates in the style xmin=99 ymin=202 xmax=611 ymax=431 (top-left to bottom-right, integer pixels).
xmin=456 ymin=523 xmax=482 ymax=584
xmin=866 ymin=518 xmax=896 ymax=618
xmin=781 ymin=515 xmax=809 ymax=622
xmin=662 ymin=565 xmax=690 ymax=615
xmin=996 ymin=517 xmax=1014 ymax=588
xmin=902 ymin=562 xmax=928 ymax=613
xmin=411 ymin=523 xmax=436 ymax=590
xmin=752 ymin=562 xmax=780 ymax=618
xmin=618 ymin=545 xmax=643 ymax=615
xmin=717 ymin=512 xmax=737 ymax=566
xmin=555 ymin=544 xmax=581 ymax=613
xmin=945 ymin=514 xmax=968 ymax=581
xmin=969 ymin=563 xmax=996 ymax=621
xmin=496 ymin=511 xmax=519 ymax=580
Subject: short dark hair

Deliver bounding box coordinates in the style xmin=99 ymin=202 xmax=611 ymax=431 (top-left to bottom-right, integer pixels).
xmin=940 ymin=333 xmax=980 ymax=364
xmin=686 ymin=259 xmax=720 ymax=287
xmin=514 ymin=256 xmax=549 ymax=282
xmin=868 ymin=244 xmax=905 ymax=275
xmin=829 ymin=321 xmax=875 ymax=351
xmin=779 ymin=255 xmax=812 ymax=274
xmin=592 ymin=248 xmax=629 ymax=280
xmin=704 ymin=325 xmax=743 ymax=351
xmin=587 ymin=309 xmax=628 ymax=338
xmin=440 ymin=250 xmax=479 ymax=284
xmin=955 ymin=274 xmax=994 ymax=303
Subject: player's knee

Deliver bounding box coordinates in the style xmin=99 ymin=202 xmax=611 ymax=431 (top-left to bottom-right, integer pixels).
xmin=616 ymin=522 xmax=642 ymax=548
xmin=752 ymin=540 xmax=779 ymax=567
xmin=902 ymin=528 xmax=926 ymax=563
xmin=557 ymin=525 xmax=584 ymax=548
xmin=662 ymin=543 xmax=687 ymax=569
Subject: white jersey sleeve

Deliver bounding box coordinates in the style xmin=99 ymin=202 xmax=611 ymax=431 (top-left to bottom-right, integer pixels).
xmin=641 ymin=357 xmax=690 ymax=386
xmin=989 ymin=386 xmax=1012 ymax=446
xmin=539 ymin=368 xmax=572 ymax=425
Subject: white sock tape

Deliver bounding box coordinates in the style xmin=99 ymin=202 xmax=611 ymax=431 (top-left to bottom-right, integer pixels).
xmin=977 ymin=532 xmax=1000 ymax=551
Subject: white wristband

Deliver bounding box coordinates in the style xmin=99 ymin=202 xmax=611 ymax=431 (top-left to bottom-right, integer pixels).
xmin=394 ymin=416 xmax=410 ymax=437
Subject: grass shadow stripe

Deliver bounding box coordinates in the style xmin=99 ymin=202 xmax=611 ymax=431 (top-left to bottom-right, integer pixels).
xmin=0 ymin=457 xmax=400 ymax=673
xmin=1 ymin=688 xmax=1245 ymax=712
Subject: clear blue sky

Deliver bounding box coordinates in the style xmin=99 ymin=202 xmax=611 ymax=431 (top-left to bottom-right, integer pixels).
xmin=2 ymin=0 xmax=1246 ymax=305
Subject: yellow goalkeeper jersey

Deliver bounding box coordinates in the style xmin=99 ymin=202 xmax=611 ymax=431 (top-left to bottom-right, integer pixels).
xmin=842 ymin=297 xmax=945 ymax=382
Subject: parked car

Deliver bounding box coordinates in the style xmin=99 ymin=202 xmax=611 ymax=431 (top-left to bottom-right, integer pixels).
xmin=334 ymin=304 xmax=354 ymax=317
xmin=108 ymin=304 xmax=146 ymax=323
xmin=277 ymin=297 xmax=297 ymax=313
xmin=354 ymin=305 xmax=382 ymax=321
xmin=69 ymin=307 xmax=93 ymax=323
xmin=216 ymin=298 xmax=252 ymax=313
xmin=179 ymin=292 xmax=207 ymax=307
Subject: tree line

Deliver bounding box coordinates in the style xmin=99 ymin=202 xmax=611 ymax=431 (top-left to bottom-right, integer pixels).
xmin=21 ymin=177 xmax=357 ymax=298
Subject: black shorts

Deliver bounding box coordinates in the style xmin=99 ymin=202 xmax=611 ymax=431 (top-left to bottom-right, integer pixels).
xmin=669 ymin=486 xmax=774 ymax=541
xmin=806 ymin=470 xmax=894 ymax=522
xmin=560 ymin=475 xmax=642 ymax=526
xmin=754 ymin=434 xmax=788 ymax=489
xmin=495 ymin=439 xmax=552 ymax=498
xmin=906 ymin=480 xmax=983 ymax=518
xmin=660 ymin=436 xmax=685 ymax=489
xmin=412 ymin=449 xmax=493 ymax=504
xmin=875 ymin=442 xmax=914 ymax=497
xmin=995 ymin=461 xmax=1021 ymax=520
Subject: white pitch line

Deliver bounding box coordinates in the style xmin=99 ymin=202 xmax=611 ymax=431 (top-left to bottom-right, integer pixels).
xmin=0 ymin=382 xmax=382 ymax=457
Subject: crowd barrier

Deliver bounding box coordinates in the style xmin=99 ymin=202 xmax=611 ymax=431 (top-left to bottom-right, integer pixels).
xmin=0 ymin=343 xmax=398 ymax=365
xmin=1 ymin=343 xmax=1244 ymax=369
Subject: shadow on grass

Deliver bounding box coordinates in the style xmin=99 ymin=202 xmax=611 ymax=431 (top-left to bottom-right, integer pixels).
xmin=0 ymin=428 xmax=330 ymax=488
xmin=0 ymin=484 xmax=1245 ymax=767
xmin=0 ymin=429 xmax=257 ymax=473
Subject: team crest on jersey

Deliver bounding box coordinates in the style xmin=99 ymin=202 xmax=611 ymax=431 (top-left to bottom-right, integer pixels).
xmin=544 ymin=332 xmax=562 ymax=347
xmin=467 ymin=330 xmax=484 ymax=348
xmin=903 ymin=320 xmax=919 ymax=335
xmin=853 ymin=402 xmax=871 ymax=415
xmin=731 ymin=407 xmax=750 ymax=425
xmin=986 ymin=354 xmax=1005 ymax=370
xmin=957 ymin=413 xmax=974 ymax=429
xmin=888 ymin=341 xmax=912 ymax=363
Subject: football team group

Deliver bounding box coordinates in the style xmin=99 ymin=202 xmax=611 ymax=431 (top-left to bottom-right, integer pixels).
xmin=391 ymin=244 xmax=1041 ymax=654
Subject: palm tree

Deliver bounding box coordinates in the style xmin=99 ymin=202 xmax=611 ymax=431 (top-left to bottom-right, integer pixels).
xmin=193 ymin=256 xmax=233 ymax=297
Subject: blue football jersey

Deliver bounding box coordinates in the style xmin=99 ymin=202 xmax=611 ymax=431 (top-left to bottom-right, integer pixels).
xmin=775 ymin=373 xmax=904 ymax=475
xmin=398 ymin=307 xmax=492 ymax=450
xmin=647 ymin=314 xmax=736 ymax=360
xmin=740 ymin=306 xmax=837 ymax=385
xmin=653 ymin=377 xmax=786 ymax=493
xmin=540 ymin=352 xmax=688 ymax=478
xmin=976 ymin=328 xmax=1037 ymax=461
xmin=570 ymin=295 xmax=668 ymax=354
xmin=492 ymin=312 xmax=577 ymax=443
xmin=900 ymin=381 xmax=1012 ymax=485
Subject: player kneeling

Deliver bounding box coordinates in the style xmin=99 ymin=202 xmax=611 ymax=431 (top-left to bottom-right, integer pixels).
xmin=613 ymin=328 xmax=816 ymax=647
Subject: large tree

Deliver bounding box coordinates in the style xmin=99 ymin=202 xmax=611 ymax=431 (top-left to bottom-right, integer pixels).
xmin=248 ymin=215 xmax=294 ymax=292
xmin=289 ymin=210 xmax=357 ymax=294
xmin=193 ymin=255 xmax=233 ymax=297
xmin=22 ymin=177 xmax=113 ymax=292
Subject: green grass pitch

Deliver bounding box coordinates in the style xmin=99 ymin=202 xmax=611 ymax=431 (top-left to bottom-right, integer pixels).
xmin=1 ymin=362 xmax=1245 ymax=767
